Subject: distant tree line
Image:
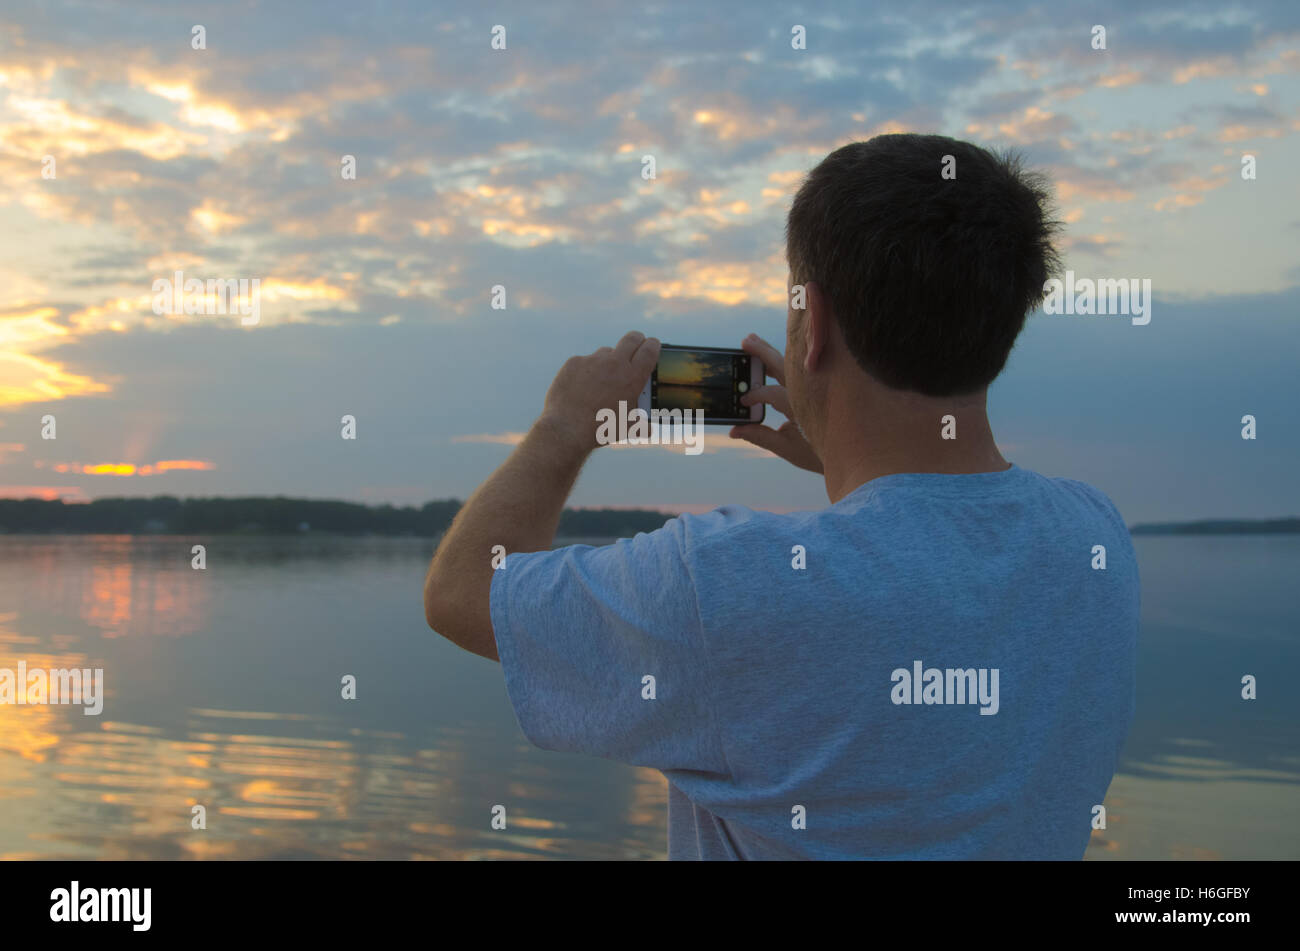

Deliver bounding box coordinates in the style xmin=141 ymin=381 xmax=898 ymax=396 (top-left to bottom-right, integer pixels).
xmin=2 ymin=499 xmax=1295 ymax=537
xmin=1129 ymin=518 xmax=1300 ymax=535
xmin=0 ymin=496 xmax=674 ymax=538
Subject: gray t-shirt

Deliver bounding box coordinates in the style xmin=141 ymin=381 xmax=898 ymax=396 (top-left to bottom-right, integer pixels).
xmin=489 ymin=464 xmax=1139 ymax=859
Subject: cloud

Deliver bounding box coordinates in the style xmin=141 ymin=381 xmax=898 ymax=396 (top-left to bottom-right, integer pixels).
xmin=46 ymin=459 xmax=215 ymax=476
xmin=0 ymin=0 xmax=1298 ymax=519
xmin=0 ymin=348 xmax=111 ymax=406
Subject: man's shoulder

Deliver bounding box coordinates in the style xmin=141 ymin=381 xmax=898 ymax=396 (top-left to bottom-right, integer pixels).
xmin=665 ymin=503 xmax=823 ymax=548
xmin=1031 ymin=471 xmax=1130 ymax=533
xmin=647 ymin=469 xmax=1133 ymax=556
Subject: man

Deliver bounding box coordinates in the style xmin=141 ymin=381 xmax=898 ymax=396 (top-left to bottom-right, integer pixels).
xmin=424 ymin=133 xmax=1139 ymax=860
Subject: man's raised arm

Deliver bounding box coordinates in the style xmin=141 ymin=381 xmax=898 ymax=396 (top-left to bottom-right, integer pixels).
xmin=422 ymin=331 xmax=660 ymax=660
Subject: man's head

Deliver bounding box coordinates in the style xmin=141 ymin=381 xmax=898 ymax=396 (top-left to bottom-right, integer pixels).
xmin=783 ymin=134 xmax=1060 ymax=441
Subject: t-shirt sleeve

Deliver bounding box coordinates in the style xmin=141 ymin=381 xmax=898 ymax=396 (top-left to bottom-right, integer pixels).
xmin=489 ymin=517 xmax=729 ymax=776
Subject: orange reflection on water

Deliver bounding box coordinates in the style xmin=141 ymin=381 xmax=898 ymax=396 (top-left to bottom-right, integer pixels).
xmin=627 ymin=767 xmax=668 ymax=830
xmin=85 ymin=561 xmax=133 ymax=633
xmin=0 ymin=539 xmax=670 ymax=860
xmin=0 ymin=618 xmax=96 ymax=764
xmin=1 ymin=696 xmax=670 ymax=859
xmin=75 ymin=538 xmax=209 ymax=638
xmin=0 ymin=706 xmax=559 ymax=859
xmin=0 ymin=695 xmax=60 ymax=764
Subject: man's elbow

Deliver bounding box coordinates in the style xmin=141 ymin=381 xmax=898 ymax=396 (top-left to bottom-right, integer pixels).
xmin=423 ymin=575 xmax=473 ymax=650
xmin=423 ymin=568 xmax=450 ymax=634
xmin=426 ymin=561 xmax=452 ymax=628
xmin=423 ymin=566 xmax=498 ymax=660
xmin=423 ymin=590 xmax=436 ymax=632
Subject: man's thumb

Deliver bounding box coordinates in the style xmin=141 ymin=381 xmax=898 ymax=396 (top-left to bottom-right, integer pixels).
xmin=729 ymin=424 xmax=781 ymax=454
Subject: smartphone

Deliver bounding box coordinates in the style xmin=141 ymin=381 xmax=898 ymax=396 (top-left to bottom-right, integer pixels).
xmin=636 ymin=344 xmax=765 ymax=425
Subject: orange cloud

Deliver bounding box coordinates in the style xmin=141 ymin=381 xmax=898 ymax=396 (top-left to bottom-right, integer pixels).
xmin=0 ymin=306 xmax=71 ymax=349
xmin=452 ymin=432 xmax=527 ymax=446
xmin=1172 ymin=57 xmax=1237 ymax=85
xmin=50 ymin=460 xmax=215 ymax=477
xmin=634 ymin=258 xmax=786 ymax=307
xmin=259 ymin=279 xmax=348 ymax=303
xmin=190 ymin=201 xmax=246 ymax=235
xmin=0 ymin=485 xmax=87 ymax=501
xmin=1098 ymin=71 xmax=1144 ymax=88
xmin=153 ymin=459 xmax=216 ymax=472
xmin=685 ymin=100 xmax=824 ymax=146
xmin=1217 ymin=122 xmax=1284 ymax=143
xmin=0 ymin=94 xmax=207 ymax=161
xmin=1151 ymin=175 xmax=1228 ymax=212
xmin=1058 ymin=233 xmax=1124 ymax=256
xmin=967 ymin=107 xmax=1070 ymax=145
xmin=1055 ymin=178 xmax=1136 ymax=203
xmin=0 ymin=350 xmax=111 ymax=408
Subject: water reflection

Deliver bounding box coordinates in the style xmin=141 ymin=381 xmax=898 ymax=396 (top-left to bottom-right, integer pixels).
xmin=0 ymin=536 xmax=666 ymax=860
xmin=0 ymin=534 xmax=1296 ymax=859
xmin=2 ymin=700 xmax=666 ymax=860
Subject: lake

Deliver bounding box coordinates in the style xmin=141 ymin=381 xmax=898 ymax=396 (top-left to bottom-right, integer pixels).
xmin=0 ymin=534 xmax=1296 ymax=860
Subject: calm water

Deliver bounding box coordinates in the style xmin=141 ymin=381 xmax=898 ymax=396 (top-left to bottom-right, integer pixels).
xmin=0 ymin=534 xmax=1296 ymax=860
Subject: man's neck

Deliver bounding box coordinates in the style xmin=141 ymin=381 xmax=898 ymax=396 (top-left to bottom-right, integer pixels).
xmin=819 ymin=382 xmax=1010 ymax=504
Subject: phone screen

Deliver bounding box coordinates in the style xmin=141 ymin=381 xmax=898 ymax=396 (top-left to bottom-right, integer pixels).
xmin=651 ymin=346 xmax=755 ymax=422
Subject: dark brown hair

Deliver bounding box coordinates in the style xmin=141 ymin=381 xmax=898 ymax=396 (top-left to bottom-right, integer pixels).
xmin=786 ymin=133 xmax=1061 ymax=396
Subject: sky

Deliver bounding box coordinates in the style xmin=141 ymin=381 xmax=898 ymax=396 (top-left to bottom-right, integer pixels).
xmin=0 ymin=0 xmax=1297 ymax=523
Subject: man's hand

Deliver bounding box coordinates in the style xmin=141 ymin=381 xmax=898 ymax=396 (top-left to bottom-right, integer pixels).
xmin=729 ymin=333 xmax=824 ymax=475
xmin=424 ymin=330 xmax=661 ymax=660
xmin=540 ymin=331 xmax=661 ymax=452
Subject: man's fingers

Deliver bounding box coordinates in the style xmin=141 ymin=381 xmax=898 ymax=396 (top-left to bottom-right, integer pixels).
xmin=741 ymin=383 xmax=794 ymax=418
xmin=729 ymin=423 xmax=798 ymax=459
xmin=731 ymin=421 xmax=822 ymax=474
xmin=729 ymin=423 xmax=780 ymax=451
xmin=629 ymin=334 xmax=660 ymax=379
xmin=742 ymin=333 xmax=786 ymax=385
xmin=729 ymin=422 xmax=794 ymax=452
xmin=613 ymin=330 xmax=646 ymax=361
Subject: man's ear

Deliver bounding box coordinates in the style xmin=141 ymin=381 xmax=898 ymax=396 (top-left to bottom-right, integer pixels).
xmin=803 ymin=280 xmax=830 ymax=372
